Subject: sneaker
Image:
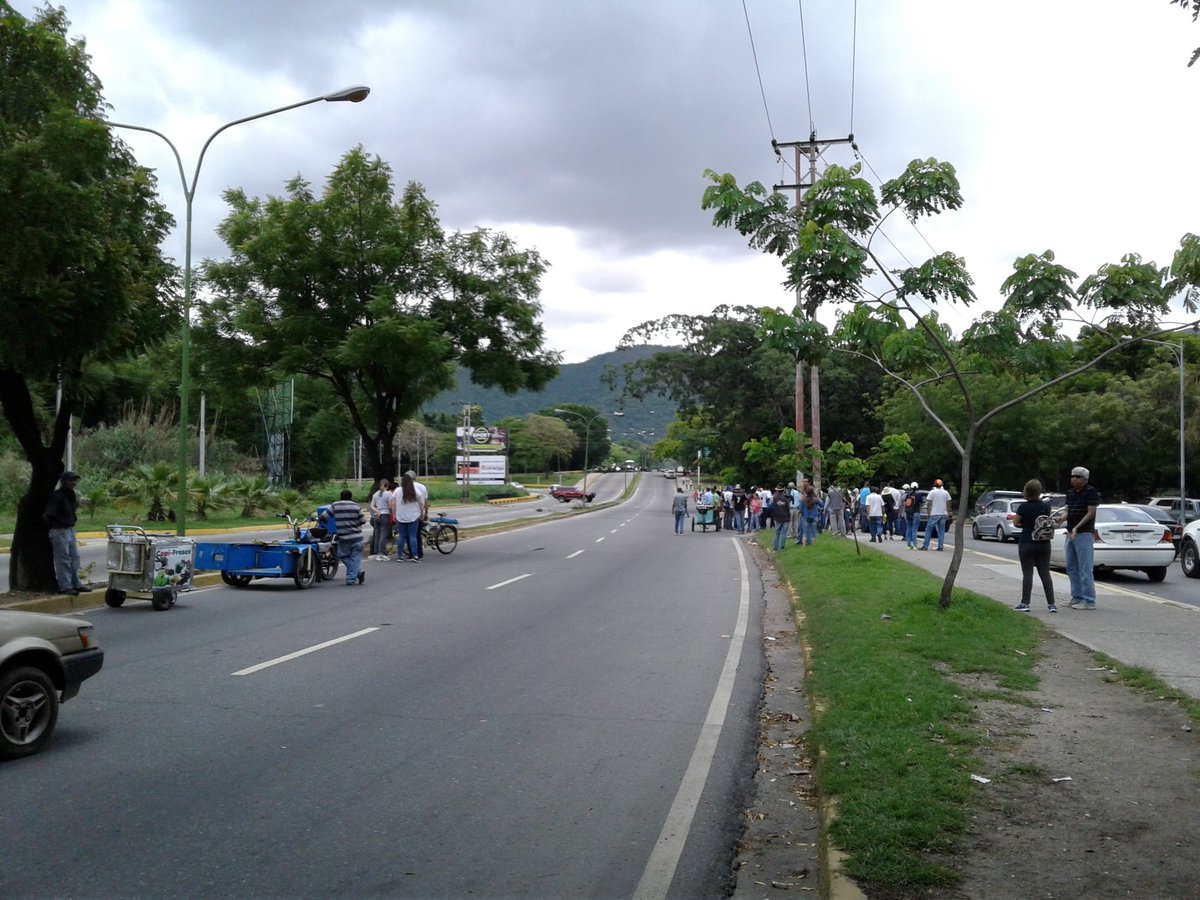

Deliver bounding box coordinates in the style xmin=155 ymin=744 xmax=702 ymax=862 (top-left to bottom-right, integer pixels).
xmin=357 ymin=572 xmax=365 ymax=584
xmin=1013 ymin=603 xmax=1031 ymax=612
xmin=918 ymin=547 xmax=929 ymax=551
xmin=1047 ymin=604 xmax=1058 ymax=613
xmin=1068 ymin=600 xmax=1086 ymax=609
xmin=1084 ymin=603 xmax=1096 ymax=610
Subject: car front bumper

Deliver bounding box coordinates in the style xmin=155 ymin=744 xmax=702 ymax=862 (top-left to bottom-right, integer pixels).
xmin=61 ymin=647 xmax=104 ymax=701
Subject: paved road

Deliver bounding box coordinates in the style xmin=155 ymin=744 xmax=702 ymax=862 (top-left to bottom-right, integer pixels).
xmin=0 ymin=475 xmax=765 ymax=898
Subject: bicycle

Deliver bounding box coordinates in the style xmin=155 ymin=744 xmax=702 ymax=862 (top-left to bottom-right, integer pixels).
xmin=391 ymin=513 xmax=459 ymax=558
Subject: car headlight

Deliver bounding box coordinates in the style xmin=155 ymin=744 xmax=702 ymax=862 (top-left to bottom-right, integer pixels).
xmin=76 ymin=625 xmax=95 ymax=650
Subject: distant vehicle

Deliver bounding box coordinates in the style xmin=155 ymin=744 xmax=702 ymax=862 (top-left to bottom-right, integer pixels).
xmin=664 ymin=470 xmax=676 ymax=479
xmin=1144 ymin=497 xmax=1200 ymax=523
xmin=550 ymin=485 xmax=596 ymax=503
xmin=971 ymin=498 xmax=1023 ymax=542
xmin=1 ymin=610 xmax=104 ymax=760
xmin=1048 ymin=505 xmax=1176 ymax=582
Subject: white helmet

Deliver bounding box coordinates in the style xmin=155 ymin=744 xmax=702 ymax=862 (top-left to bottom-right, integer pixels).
xmin=910 ymin=482 xmax=919 ymax=490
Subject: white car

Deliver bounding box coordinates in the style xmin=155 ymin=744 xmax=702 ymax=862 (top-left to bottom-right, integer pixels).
xmin=1049 ymin=505 xmax=1177 ymax=583
xmin=1181 ymin=518 xmax=1200 ymax=579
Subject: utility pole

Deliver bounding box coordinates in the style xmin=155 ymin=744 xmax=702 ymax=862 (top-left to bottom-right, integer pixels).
xmin=773 ymin=132 xmax=853 ymax=493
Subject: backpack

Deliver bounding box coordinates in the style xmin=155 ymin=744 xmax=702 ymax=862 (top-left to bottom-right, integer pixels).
xmin=1032 ymin=514 xmax=1056 ymax=542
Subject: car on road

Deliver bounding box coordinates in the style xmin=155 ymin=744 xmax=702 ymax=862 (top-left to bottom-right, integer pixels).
xmin=1 ymin=610 xmax=104 ymax=760
xmin=972 ymin=498 xmax=1023 ymax=542
xmin=549 ymin=485 xmax=596 ymax=503
xmin=1048 ymin=505 xmax=1176 ymax=583
xmin=1181 ymin=518 xmax=1200 ymax=578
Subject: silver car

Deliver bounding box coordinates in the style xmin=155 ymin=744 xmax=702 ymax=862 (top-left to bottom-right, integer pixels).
xmin=972 ymin=498 xmax=1023 ymax=542
xmin=1 ymin=611 xmax=104 ymax=760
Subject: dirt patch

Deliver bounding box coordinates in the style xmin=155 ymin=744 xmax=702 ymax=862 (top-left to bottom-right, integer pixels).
xmin=925 ymin=632 xmax=1200 ymax=899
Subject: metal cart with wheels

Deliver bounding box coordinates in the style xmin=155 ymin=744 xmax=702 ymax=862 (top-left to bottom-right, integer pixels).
xmin=104 ymin=526 xmax=195 ymax=611
xmin=692 ymin=504 xmax=715 ymax=532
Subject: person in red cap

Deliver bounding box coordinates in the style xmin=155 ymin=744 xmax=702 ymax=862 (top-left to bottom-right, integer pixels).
xmin=43 ymin=470 xmax=91 ymax=595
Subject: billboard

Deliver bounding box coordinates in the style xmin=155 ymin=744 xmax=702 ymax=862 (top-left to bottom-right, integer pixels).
xmin=456 ymin=426 xmax=508 ymax=452
xmin=455 ymin=454 xmax=507 ymax=485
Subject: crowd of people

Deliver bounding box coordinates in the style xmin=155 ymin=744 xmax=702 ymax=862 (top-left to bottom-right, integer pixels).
xmin=676 ymin=478 xmax=954 ymax=551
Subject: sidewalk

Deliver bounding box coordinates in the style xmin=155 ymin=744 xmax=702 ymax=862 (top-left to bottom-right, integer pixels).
xmin=855 ymin=534 xmax=1200 ymax=701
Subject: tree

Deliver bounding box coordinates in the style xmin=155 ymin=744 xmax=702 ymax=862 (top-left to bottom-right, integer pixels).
xmin=199 ymin=146 xmax=558 ymax=484
xmin=1173 ymin=0 xmax=1200 ymax=65
xmin=0 ymin=3 xmax=174 ymax=591
xmin=543 ymin=404 xmax=612 ymax=470
xmin=707 ymin=158 xmax=1200 ymax=607
xmin=506 ymin=414 xmax=577 ymax=476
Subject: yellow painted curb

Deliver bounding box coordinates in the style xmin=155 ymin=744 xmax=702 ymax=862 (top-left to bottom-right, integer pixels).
xmin=486 ymin=495 xmax=541 ymax=505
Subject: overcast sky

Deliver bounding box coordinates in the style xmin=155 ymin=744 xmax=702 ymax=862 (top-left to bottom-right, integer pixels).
xmin=15 ymin=0 xmax=1200 ymax=362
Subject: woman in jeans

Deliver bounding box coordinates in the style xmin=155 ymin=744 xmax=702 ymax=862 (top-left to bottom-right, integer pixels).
xmin=1012 ymin=479 xmax=1056 ymax=613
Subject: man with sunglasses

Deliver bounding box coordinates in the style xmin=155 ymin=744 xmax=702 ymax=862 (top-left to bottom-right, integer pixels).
xmin=1058 ymin=466 xmax=1101 ymax=609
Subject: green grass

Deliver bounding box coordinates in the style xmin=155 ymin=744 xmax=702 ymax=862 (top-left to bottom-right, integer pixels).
xmin=770 ymin=537 xmax=1043 ymax=889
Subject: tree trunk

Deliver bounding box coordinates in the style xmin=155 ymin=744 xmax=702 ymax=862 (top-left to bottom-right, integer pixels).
xmin=0 ymin=369 xmax=72 ymax=592
xmin=938 ymin=440 xmax=974 ymax=609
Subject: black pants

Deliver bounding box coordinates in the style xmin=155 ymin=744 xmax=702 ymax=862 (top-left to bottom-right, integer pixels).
xmin=1018 ymin=541 xmax=1055 ymax=606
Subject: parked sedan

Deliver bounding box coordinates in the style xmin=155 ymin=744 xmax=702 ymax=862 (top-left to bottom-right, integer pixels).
xmin=1 ymin=610 xmax=104 ymax=760
xmin=1048 ymin=505 xmax=1177 ymax=582
xmin=972 ymin=498 xmax=1023 ymax=542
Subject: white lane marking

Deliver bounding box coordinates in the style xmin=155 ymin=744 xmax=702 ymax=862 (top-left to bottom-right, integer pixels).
xmin=566 ymin=550 xmax=585 ymax=559
xmin=231 ymin=628 xmax=379 ymax=676
xmin=486 ymin=573 xmax=533 ymax=590
xmin=610 ymin=529 xmax=619 ymax=534
xmin=634 ymin=537 xmax=751 ymax=899
xmin=595 ymin=536 xmax=605 ymax=543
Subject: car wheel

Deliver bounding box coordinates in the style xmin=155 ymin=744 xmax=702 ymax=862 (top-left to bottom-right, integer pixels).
xmin=1181 ymin=540 xmax=1200 ymax=579
xmin=996 ymin=526 xmax=1006 ymax=543
xmin=104 ymin=588 xmax=126 ymax=608
xmin=972 ymin=523 xmax=981 ymax=540
xmin=0 ymin=666 xmax=59 ymax=760
xmin=1146 ymin=567 xmax=1167 ymax=583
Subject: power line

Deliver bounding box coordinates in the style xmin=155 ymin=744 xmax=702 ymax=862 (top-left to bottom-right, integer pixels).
xmin=741 ymin=0 xmax=778 ymax=142
xmin=849 ymin=0 xmax=858 ymax=135
xmin=797 ymin=0 xmax=815 ymax=133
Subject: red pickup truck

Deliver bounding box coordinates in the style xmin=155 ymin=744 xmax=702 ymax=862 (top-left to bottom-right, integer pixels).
xmin=550 ymin=486 xmax=596 ymax=503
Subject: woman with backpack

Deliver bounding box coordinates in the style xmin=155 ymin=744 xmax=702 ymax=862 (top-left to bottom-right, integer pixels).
xmin=1012 ymin=479 xmax=1057 ymax=613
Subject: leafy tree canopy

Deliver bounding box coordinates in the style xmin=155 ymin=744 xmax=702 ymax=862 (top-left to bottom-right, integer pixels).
xmin=199 ymin=146 xmax=559 ymax=481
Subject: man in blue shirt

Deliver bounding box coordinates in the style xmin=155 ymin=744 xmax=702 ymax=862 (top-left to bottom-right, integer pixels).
xmin=1059 ymin=466 xmax=1101 ymax=609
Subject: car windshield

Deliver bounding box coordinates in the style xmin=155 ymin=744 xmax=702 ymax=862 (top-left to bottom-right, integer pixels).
xmin=1096 ymin=507 xmax=1156 ymax=525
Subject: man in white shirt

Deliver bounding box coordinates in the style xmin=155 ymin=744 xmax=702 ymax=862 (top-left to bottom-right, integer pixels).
xmin=865 ymin=486 xmax=885 ymax=542
xmin=920 ymin=479 xmax=952 ymax=551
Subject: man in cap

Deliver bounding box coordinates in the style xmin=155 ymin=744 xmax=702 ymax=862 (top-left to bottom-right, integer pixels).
xmin=43 ymin=470 xmax=90 ymax=595
xmin=1059 ymin=466 xmax=1101 ymax=609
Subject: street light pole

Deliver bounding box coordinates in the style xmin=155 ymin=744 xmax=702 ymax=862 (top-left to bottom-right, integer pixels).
xmin=106 ymin=86 xmax=370 ymax=535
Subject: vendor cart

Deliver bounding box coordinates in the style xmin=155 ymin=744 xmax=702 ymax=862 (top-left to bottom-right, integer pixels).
xmin=193 ymin=510 xmax=333 ymax=590
xmin=104 ymin=526 xmax=195 ymax=611
xmin=692 ymin=504 xmax=716 ymax=532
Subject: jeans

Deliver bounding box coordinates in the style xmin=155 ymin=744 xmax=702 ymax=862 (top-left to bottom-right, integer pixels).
xmin=336 ymin=535 xmax=364 ymax=584
xmin=799 ymin=519 xmax=818 ymax=544
xmin=674 ymin=510 xmax=686 ymax=534
xmin=906 ymin=516 xmax=922 ymax=547
xmin=372 ymin=514 xmax=392 ymax=556
xmin=1064 ymin=531 xmax=1096 ymax=605
xmin=734 ymin=511 xmax=745 ymax=533
xmin=869 ymin=516 xmax=883 ymax=542
xmin=49 ymin=526 xmax=82 ymax=591
xmin=396 ymin=519 xmax=421 ymax=560
xmin=922 ymin=515 xmax=947 ymax=549
xmin=749 ymin=511 xmax=761 ymax=530
xmin=773 ymin=521 xmax=789 ymax=551
xmin=1018 ymin=541 xmax=1055 ymax=606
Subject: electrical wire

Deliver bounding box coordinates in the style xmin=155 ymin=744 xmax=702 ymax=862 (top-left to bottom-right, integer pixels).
xmin=741 ymin=0 xmax=778 ymax=143
xmin=849 ymin=0 xmax=858 ymax=135
xmin=797 ymin=0 xmax=815 ymax=134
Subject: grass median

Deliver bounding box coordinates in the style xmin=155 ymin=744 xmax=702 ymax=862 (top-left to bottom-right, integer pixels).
xmin=770 ymin=535 xmax=1042 ymax=891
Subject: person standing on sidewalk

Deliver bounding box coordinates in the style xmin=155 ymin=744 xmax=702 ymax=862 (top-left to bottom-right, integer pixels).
xmin=43 ymin=470 xmax=90 ymax=595
xmin=1012 ymin=479 xmax=1056 ymax=613
xmin=391 ymin=472 xmax=425 ymax=562
xmin=904 ymin=482 xmax=925 ymax=549
xmin=1059 ymin=466 xmax=1101 ymax=609
xmin=825 ymin=484 xmax=847 ymax=536
xmin=920 ymin=479 xmax=952 ymax=551
xmin=671 ymin=486 xmax=689 ymax=534
xmin=866 ymin=485 xmax=885 ymax=542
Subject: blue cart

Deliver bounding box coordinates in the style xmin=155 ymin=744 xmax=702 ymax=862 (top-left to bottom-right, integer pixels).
xmin=194 ymin=511 xmax=336 ymax=589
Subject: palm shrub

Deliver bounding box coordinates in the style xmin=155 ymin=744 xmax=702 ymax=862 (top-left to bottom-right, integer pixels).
xmin=188 ymin=472 xmax=234 ymax=520
xmin=109 ymin=462 xmax=177 ymax=521
xmin=229 ymin=475 xmax=277 ymax=518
